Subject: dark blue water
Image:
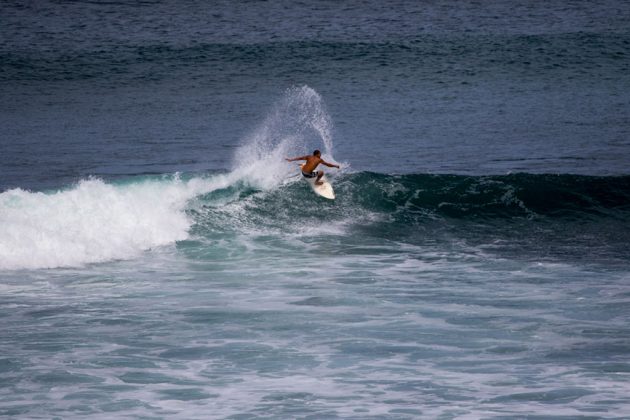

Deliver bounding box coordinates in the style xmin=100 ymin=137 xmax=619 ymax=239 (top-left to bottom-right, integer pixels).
xmin=2 ymin=1 xmax=630 ymax=418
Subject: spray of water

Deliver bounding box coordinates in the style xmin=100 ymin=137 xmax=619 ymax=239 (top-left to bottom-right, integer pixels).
xmin=231 ymin=85 xmax=337 ymax=189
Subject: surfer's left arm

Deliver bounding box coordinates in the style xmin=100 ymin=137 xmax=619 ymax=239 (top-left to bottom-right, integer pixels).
xmin=321 ymin=160 xmax=340 ymax=169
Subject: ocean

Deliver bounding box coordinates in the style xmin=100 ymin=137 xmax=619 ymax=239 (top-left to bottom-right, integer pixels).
xmin=1 ymin=1 xmax=630 ymax=418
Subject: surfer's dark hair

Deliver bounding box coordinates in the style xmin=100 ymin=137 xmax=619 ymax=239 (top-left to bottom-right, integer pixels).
xmin=313 ymin=150 xmax=321 ymax=156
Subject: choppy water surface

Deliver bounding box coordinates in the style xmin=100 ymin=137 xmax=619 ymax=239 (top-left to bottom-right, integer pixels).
xmin=2 ymin=1 xmax=630 ymax=418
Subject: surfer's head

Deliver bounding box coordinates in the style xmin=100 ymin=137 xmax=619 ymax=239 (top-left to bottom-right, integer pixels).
xmin=313 ymin=150 xmax=321 ymax=157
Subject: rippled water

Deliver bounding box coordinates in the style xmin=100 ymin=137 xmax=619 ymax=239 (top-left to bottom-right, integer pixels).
xmin=2 ymin=1 xmax=630 ymax=418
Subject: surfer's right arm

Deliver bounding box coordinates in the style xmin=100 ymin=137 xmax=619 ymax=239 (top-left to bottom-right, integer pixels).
xmin=286 ymin=156 xmax=310 ymax=162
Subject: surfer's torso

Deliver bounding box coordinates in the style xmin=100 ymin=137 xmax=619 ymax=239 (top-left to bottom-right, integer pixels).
xmin=300 ymin=155 xmax=323 ymax=173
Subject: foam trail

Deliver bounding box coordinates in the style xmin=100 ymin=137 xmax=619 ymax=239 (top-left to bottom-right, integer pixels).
xmin=232 ymin=85 xmax=338 ymax=189
xmin=0 ymin=175 xmax=227 ymax=270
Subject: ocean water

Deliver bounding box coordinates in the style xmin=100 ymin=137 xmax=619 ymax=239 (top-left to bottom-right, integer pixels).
xmin=2 ymin=1 xmax=630 ymax=418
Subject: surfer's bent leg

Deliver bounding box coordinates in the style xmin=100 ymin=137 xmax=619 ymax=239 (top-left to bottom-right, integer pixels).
xmin=316 ymin=170 xmax=324 ymax=185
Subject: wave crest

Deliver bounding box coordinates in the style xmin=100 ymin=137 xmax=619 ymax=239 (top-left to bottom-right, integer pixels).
xmin=0 ymin=176 xmax=216 ymax=270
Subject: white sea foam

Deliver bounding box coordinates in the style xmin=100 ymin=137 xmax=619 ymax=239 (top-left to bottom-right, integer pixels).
xmin=0 ymin=176 xmax=227 ymax=270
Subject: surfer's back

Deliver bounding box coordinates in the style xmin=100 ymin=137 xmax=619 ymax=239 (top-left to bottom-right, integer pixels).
xmin=301 ymin=155 xmax=323 ymax=173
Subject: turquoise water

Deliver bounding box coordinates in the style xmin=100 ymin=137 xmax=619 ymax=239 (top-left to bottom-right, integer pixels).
xmin=2 ymin=169 xmax=629 ymax=418
xmin=2 ymin=1 xmax=630 ymax=418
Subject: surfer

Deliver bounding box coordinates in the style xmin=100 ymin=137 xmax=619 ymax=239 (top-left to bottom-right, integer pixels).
xmin=286 ymin=150 xmax=340 ymax=185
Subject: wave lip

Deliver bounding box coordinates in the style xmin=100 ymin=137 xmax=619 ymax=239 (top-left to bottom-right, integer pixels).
xmin=0 ymin=177 xmax=200 ymax=270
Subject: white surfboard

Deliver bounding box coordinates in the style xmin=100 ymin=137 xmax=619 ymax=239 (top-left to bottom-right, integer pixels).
xmin=300 ymin=165 xmax=335 ymax=199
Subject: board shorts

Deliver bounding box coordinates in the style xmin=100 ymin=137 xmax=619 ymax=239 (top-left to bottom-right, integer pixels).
xmin=301 ymin=170 xmax=320 ymax=178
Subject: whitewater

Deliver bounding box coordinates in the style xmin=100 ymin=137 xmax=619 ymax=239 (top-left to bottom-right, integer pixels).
xmin=2 ymin=87 xmax=630 ymax=418
xmin=2 ymin=0 xmax=630 ymax=416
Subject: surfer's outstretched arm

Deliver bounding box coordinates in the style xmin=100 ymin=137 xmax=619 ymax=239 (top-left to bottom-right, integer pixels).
xmin=286 ymin=156 xmax=310 ymax=162
xmin=321 ymin=159 xmax=340 ymax=169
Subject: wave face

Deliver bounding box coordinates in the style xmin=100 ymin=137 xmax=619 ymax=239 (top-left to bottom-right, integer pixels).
xmin=333 ymin=172 xmax=630 ymax=219
xmin=191 ymin=171 xmax=630 ymax=263
xmin=2 ymin=170 xmax=629 ymax=270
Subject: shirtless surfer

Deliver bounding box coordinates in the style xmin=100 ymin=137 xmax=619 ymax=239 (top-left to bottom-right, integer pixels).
xmin=286 ymin=150 xmax=340 ymax=185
